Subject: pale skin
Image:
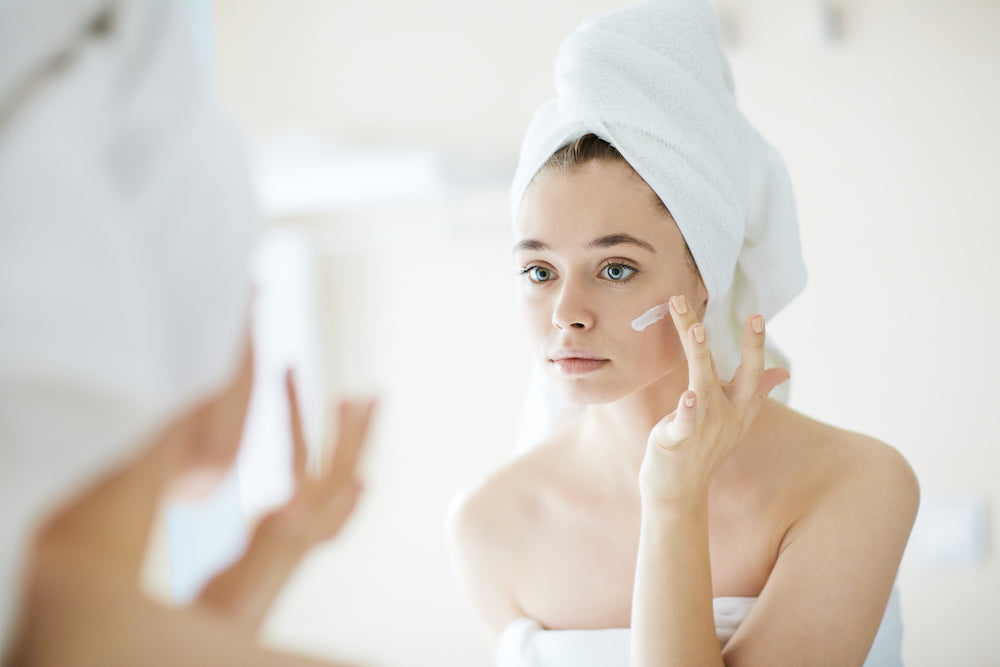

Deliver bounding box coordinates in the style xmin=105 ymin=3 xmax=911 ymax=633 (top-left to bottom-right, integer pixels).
xmin=5 ymin=338 xmax=376 ymax=666
xmin=448 ymin=159 xmax=920 ymax=666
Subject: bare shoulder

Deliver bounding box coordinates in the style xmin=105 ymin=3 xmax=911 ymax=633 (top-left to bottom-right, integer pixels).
xmin=769 ymin=402 xmax=919 ymax=515
xmin=834 ymin=429 xmax=920 ymax=511
xmin=446 ymin=431 xmax=573 ymax=642
xmin=447 ymin=436 xmax=566 ymax=546
xmin=722 ymin=403 xmax=920 ymax=664
xmin=753 ymin=401 xmax=921 ymax=581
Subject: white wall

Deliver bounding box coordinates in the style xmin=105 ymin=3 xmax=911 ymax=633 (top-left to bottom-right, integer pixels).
xmin=213 ymin=1 xmax=1000 ymax=665
xmin=724 ymin=2 xmax=1000 ymax=665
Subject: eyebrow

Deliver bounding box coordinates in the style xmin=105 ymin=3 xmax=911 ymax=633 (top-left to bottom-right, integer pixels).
xmin=588 ymin=233 xmax=656 ymax=253
xmin=513 ymin=233 xmax=656 ymax=254
xmin=513 ymin=239 xmax=549 ymax=252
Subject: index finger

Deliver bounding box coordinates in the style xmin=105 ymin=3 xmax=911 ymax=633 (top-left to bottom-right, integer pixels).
xmin=325 ymin=398 xmax=376 ymax=486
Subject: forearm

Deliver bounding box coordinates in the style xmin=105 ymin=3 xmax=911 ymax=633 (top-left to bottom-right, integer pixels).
xmin=630 ymin=500 xmax=723 ymax=667
xmin=196 ymin=509 xmax=311 ymax=632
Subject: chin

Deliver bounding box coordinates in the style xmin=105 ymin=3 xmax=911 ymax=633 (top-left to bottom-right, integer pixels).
xmin=548 ymin=363 xmax=679 ymax=407
xmin=548 ymin=373 xmax=633 ymax=406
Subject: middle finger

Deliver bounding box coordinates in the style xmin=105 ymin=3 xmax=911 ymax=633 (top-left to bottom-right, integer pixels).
xmin=669 ymin=295 xmax=717 ymax=396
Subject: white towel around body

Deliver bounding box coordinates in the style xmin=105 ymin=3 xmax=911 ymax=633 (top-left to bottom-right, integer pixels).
xmin=497 ymin=587 xmax=904 ymax=667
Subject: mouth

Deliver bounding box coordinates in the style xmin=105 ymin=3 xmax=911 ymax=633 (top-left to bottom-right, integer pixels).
xmin=549 ymin=349 xmax=610 ymax=376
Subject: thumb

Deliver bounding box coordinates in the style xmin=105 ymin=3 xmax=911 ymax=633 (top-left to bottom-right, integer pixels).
xmin=650 ymin=391 xmax=697 ymax=451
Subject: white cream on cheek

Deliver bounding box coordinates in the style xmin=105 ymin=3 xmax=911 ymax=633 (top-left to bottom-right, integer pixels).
xmin=631 ymin=301 xmax=671 ymax=331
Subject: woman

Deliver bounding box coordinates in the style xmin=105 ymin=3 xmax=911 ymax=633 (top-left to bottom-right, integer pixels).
xmin=1 ymin=2 xmax=374 ymax=664
xmin=448 ymin=1 xmax=918 ymax=665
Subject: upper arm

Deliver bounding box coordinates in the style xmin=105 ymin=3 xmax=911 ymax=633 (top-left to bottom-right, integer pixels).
xmin=723 ymin=439 xmax=919 ymax=666
xmin=446 ymin=480 xmax=525 ymax=647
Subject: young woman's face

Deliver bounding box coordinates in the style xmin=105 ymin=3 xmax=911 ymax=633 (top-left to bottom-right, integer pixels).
xmin=514 ymin=159 xmax=707 ymax=405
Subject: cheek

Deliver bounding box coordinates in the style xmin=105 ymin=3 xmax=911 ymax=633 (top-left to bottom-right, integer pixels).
xmin=636 ymin=322 xmax=684 ymax=361
xmin=518 ymin=291 xmax=551 ymax=336
xmin=623 ymin=305 xmax=687 ymax=371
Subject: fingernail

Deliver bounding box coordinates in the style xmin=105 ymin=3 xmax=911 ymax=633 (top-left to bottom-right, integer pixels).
xmin=684 ymin=393 xmax=696 ymax=408
xmin=671 ymin=295 xmax=688 ymax=315
xmin=751 ymin=316 xmax=764 ymax=334
xmin=692 ymin=323 xmax=706 ymax=343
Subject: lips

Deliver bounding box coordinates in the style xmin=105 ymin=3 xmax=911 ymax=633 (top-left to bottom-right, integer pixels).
xmin=549 ymin=349 xmax=609 ymax=375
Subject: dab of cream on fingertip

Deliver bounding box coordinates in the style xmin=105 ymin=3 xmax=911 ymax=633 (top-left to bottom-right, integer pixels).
xmin=631 ymin=302 xmax=671 ymax=331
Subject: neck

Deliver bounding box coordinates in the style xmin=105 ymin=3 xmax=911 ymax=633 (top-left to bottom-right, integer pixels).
xmin=578 ymin=370 xmax=690 ymax=491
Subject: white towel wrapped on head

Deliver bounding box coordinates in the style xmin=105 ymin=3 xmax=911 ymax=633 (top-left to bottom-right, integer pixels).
xmin=510 ymin=0 xmax=807 ymax=382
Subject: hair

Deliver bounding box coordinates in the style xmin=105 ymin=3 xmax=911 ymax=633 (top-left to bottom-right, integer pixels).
xmin=542 ymin=133 xmax=627 ymax=172
xmin=539 ymin=134 xmax=698 ymax=273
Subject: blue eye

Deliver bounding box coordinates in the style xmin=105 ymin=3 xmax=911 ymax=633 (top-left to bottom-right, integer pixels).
xmin=601 ymin=263 xmax=637 ymax=282
xmin=524 ymin=266 xmax=554 ymax=283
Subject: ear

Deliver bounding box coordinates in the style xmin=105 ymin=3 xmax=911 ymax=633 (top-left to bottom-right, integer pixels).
xmin=694 ymin=277 xmax=709 ymax=320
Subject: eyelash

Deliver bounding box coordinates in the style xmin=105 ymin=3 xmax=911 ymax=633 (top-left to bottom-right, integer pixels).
xmin=519 ymin=265 xmax=554 ymax=283
xmin=599 ymin=260 xmax=639 ymax=285
xmin=518 ymin=260 xmax=639 ymax=285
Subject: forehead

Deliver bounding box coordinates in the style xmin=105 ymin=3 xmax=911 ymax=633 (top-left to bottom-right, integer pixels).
xmin=514 ymin=160 xmax=676 ymax=248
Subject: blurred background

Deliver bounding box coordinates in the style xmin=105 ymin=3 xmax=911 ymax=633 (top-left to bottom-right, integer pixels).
xmin=156 ymin=1 xmax=1000 ymax=665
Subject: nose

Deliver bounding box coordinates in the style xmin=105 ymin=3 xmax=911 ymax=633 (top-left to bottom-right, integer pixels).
xmin=551 ymin=279 xmax=595 ymax=331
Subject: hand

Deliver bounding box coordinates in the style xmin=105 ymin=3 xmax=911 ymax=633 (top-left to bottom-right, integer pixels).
xmin=273 ymin=369 xmax=374 ymax=544
xmin=638 ymin=295 xmax=787 ymax=509
xmin=196 ymin=370 xmax=375 ymax=631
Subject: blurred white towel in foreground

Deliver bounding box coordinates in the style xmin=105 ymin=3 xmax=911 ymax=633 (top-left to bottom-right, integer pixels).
xmin=0 ymin=0 xmax=258 ymax=650
xmin=498 ymin=588 xmax=903 ymax=667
